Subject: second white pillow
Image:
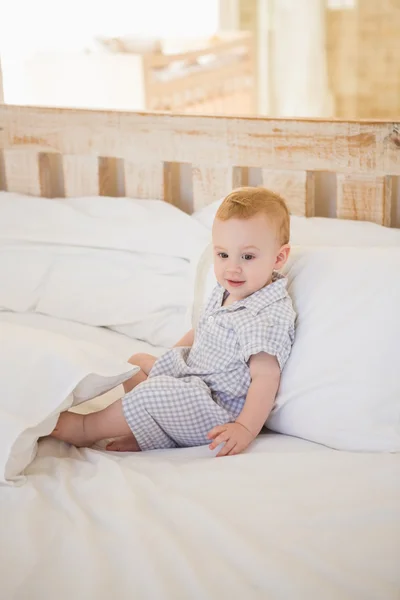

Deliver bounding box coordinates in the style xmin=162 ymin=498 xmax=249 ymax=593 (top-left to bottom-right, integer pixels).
xmin=268 ymin=246 xmax=400 ymax=452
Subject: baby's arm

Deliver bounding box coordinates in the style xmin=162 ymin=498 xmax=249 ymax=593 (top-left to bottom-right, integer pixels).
xmin=174 ymin=329 xmax=194 ymax=348
xmin=236 ymin=352 xmax=280 ymax=437
xmin=208 ymin=352 xmax=280 ymax=457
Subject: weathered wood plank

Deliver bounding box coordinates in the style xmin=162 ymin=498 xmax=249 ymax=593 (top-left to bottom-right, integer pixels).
xmin=63 ymin=155 xmax=99 ymax=197
xmin=1 ymin=106 xmax=399 ymax=176
xmin=124 ymin=161 xmax=164 ymax=199
xmin=3 ymin=150 xmax=41 ymax=195
xmin=336 ymin=174 xmax=392 ymax=226
xmin=261 ymin=169 xmax=315 ymax=217
xmin=191 ymin=165 xmax=245 ymax=211
xmin=0 ymin=106 xmax=399 ymax=221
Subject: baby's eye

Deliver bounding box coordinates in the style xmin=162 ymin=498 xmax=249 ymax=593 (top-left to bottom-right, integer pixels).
xmin=243 ymin=254 xmax=255 ymax=261
xmin=218 ymin=252 xmax=228 ymax=259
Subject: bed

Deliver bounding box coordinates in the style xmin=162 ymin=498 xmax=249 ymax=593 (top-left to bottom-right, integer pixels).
xmin=0 ymin=32 xmax=256 ymax=115
xmin=0 ymin=104 xmax=399 ymax=600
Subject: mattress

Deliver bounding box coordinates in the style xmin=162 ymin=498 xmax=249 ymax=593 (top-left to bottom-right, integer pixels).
xmin=0 ymin=312 xmax=399 ymax=600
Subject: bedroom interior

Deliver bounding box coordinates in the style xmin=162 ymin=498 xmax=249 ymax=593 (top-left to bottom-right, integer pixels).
xmin=0 ymin=1 xmax=399 ymax=599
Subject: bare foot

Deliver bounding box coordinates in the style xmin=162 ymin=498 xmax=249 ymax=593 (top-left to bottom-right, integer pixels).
xmin=106 ymin=434 xmax=141 ymax=452
xmin=51 ymin=412 xmax=95 ymax=447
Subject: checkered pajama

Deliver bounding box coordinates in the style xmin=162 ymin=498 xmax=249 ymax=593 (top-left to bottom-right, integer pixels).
xmin=122 ymin=273 xmax=295 ymax=450
xmin=122 ymin=375 xmax=234 ymax=451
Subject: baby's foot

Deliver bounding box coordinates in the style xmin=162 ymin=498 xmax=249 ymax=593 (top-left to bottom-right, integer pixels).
xmin=106 ymin=434 xmax=140 ymax=452
xmin=51 ymin=412 xmax=94 ymax=447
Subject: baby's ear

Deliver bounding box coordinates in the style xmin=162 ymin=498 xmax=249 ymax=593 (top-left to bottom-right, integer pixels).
xmin=275 ymin=244 xmax=290 ymax=270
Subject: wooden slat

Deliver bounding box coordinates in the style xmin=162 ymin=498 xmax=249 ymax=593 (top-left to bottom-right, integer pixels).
xmin=99 ymin=157 xmax=120 ymax=197
xmin=38 ymin=153 xmax=63 ymax=198
xmin=164 ymin=162 xmax=181 ymax=207
xmin=62 ymin=155 xmax=99 ymax=197
xmin=1 ymin=106 xmax=399 ymax=177
xmin=336 ymin=174 xmax=392 ymax=226
xmin=261 ymin=169 xmax=315 ymax=217
xmin=192 ymin=165 xmax=244 ymax=211
xmin=3 ymin=150 xmax=41 ymax=196
xmin=124 ymin=161 xmax=164 ymax=199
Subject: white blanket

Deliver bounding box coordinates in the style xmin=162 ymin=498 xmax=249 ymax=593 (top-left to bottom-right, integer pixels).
xmin=0 ymin=314 xmax=399 ymax=599
xmin=0 ymin=321 xmax=137 ymax=484
xmin=1 ymin=436 xmax=399 ymax=600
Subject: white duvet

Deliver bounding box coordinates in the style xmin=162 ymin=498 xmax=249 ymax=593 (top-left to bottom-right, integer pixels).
xmin=0 ymin=320 xmax=138 ymax=484
xmin=1 ymin=420 xmax=399 ymax=600
xmin=0 ymin=313 xmax=399 ymax=600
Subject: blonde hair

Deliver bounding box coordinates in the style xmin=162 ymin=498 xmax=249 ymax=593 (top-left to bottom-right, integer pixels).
xmin=215 ymin=186 xmax=290 ymax=245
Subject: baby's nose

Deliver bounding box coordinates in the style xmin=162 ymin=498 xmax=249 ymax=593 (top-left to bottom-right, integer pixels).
xmin=226 ymin=262 xmax=241 ymax=273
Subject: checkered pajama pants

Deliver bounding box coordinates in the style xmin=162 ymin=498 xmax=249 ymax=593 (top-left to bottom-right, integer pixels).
xmin=122 ymin=375 xmax=234 ymax=451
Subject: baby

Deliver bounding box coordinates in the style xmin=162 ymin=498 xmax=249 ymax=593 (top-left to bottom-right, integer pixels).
xmin=51 ymin=187 xmax=296 ymax=457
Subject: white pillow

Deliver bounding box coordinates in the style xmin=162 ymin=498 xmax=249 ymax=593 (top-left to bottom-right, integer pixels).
xmin=290 ymin=215 xmax=400 ymax=247
xmin=0 ymin=192 xmax=209 ymax=260
xmin=0 ymin=322 xmax=138 ymax=485
xmin=191 ymin=199 xmax=222 ymax=229
xmin=192 ymin=198 xmax=400 ymax=246
xmin=0 ymin=192 xmax=210 ymax=347
xmin=267 ymin=247 xmax=400 ymax=451
xmin=0 ymin=243 xmax=190 ymax=347
xmin=190 ymin=242 xmax=215 ymax=329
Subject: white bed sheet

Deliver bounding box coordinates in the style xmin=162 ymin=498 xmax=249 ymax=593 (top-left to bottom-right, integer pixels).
xmin=0 ymin=312 xmax=399 ymax=600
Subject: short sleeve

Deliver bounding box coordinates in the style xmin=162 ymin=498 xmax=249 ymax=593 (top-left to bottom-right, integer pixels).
xmin=236 ymin=314 xmax=295 ymax=371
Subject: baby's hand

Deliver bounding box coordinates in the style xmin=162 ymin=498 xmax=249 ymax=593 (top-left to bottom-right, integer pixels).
xmin=207 ymin=422 xmax=255 ymax=457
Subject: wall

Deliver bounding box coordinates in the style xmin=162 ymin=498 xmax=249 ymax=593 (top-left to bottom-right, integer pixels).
xmin=326 ymin=0 xmax=400 ymax=119
xmin=0 ymin=0 xmax=220 ymax=54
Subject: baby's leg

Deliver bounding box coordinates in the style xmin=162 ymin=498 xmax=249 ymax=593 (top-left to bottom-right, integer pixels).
xmin=51 ymin=399 xmax=139 ymax=450
xmin=104 ymin=353 xmax=157 ymax=450
xmin=105 ymin=435 xmax=139 ymax=452
xmin=123 ymin=353 xmax=156 ymax=393
xmin=51 ymin=353 xmax=156 ymax=448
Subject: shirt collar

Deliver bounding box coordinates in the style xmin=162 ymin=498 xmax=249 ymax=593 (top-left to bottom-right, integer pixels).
xmin=215 ymin=272 xmax=288 ymax=316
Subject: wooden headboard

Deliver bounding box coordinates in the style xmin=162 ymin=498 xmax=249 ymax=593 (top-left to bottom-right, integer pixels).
xmin=0 ymin=104 xmax=399 ymax=226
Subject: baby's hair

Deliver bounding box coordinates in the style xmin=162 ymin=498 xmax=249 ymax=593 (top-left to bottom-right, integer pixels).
xmin=215 ymin=186 xmax=290 ymax=245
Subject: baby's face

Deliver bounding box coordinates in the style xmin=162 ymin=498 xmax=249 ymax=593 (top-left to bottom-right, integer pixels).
xmin=212 ymin=214 xmax=287 ymax=301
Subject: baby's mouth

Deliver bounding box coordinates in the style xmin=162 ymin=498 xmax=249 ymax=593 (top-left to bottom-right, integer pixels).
xmin=226 ymin=279 xmax=245 ymax=287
